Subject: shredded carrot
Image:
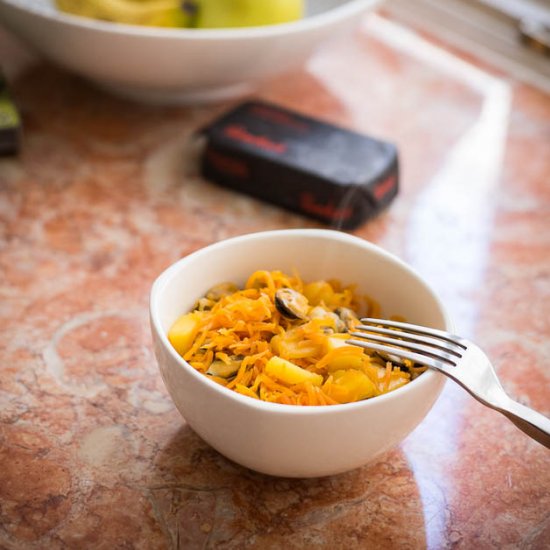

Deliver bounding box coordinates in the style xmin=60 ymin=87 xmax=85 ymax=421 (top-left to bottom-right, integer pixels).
xmin=168 ymin=270 xmax=425 ymax=406
xmin=382 ymin=361 xmax=393 ymax=392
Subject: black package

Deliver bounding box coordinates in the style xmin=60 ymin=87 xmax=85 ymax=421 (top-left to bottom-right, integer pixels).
xmin=198 ymin=100 xmax=399 ymax=230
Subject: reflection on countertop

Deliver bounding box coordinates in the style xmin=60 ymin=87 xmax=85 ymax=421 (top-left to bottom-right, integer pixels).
xmin=1 ymin=12 xmax=549 ymax=550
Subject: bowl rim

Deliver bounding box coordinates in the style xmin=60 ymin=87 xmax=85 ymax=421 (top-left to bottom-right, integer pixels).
xmin=150 ymin=228 xmax=450 ymax=417
xmin=0 ymin=0 xmax=383 ymax=39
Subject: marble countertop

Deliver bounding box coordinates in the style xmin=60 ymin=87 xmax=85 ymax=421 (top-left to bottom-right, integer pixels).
xmin=1 ymin=12 xmax=549 ymax=550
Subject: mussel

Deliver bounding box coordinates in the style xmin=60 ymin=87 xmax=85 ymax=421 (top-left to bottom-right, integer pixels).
xmin=193 ymin=282 xmax=240 ymax=311
xmin=275 ymin=288 xmax=309 ymax=320
xmin=309 ymin=306 xmax=344 ymax=332
xmin=206 ymin=356 xmax=242 ymax=379
xmin=335 ymin=307 xmax=360 ymax=331
xmin=205 ymin=282 xmax=238 ymax=301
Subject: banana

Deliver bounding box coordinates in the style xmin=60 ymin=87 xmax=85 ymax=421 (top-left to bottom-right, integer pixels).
xmin=195 ymin=0 xmax=304 ymax=29
xmin=55 ymin=0 xmax=194 ymax=28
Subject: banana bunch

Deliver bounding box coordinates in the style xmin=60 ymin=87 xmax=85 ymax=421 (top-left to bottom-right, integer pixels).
xmin=55 ymin=0 xmax=194 ymax=28
xmin=56 ymin=0 xmax=304 ymax=29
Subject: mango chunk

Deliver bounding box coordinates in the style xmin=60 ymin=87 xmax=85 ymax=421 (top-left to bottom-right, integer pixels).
xmin=303 ymin=281 xmax=334 ymax=306
xmin=324 ymin=369 xmax=377 ymax=404
xmin=168 ymin=312 xmax=202 ymax=356
xmin=325 ymin=350 xmax=366 ymax=372
xmin=323 ymin=337 xmax=367 ymax=371
xmin=265 ymin=356 xmax=323 ymax=386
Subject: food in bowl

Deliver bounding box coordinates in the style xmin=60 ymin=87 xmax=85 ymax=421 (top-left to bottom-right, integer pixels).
xmin=150 ymin=229 xmax=448 ymax=477
xmin=55 ymin=0 xmax=304 ymax=29
xmin=168 ymin=269 xmax=426 ymax=406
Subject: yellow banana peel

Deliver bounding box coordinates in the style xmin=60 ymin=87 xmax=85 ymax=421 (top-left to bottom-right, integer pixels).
xmin=55 ymin=0 xmax=192 ymax=27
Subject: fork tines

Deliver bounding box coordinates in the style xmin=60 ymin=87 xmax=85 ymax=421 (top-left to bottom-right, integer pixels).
xmin=347 ymin=318 xmax=466 ymax=369
xmin=348 ymin=320 xmax=550 ymax=448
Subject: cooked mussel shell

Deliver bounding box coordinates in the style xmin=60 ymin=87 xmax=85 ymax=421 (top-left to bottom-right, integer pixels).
xmin=309 ymin=306 xmax=344 ymax=332
xmin=205 ymin=282 xmax=238 ymax=301
xmin=206 ymin=358 xmax=241 ymax=379
xmin=275 ymin=288 xmax=309 ymax=320
xmin=335 ymin=307 xmax=360 ymax=331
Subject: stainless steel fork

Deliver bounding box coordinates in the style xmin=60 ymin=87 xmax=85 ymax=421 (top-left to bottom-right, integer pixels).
xmin=348 ymin=318 xmax=550 ymax=449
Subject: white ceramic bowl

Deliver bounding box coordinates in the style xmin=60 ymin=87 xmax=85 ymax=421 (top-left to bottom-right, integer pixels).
xmin=0 ymin=0 xmax=381 ymax=104
xmin=150 ymin=229 xmax=449 ymax=477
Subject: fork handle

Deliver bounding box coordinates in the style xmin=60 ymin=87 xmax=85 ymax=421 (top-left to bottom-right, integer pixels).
xmin=497 ymin=399 xmax=550 ymax=449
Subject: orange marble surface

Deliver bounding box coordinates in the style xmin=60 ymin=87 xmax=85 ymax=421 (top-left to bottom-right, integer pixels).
xmin=1 ymin=12 xmax=549 ymax=550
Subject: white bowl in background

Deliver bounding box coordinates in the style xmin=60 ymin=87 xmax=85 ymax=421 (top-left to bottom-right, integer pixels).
xmin=150 ymin=229 xmax=449 ymax=478
xmin=0 ymin=0 xmax=382 ymax=104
